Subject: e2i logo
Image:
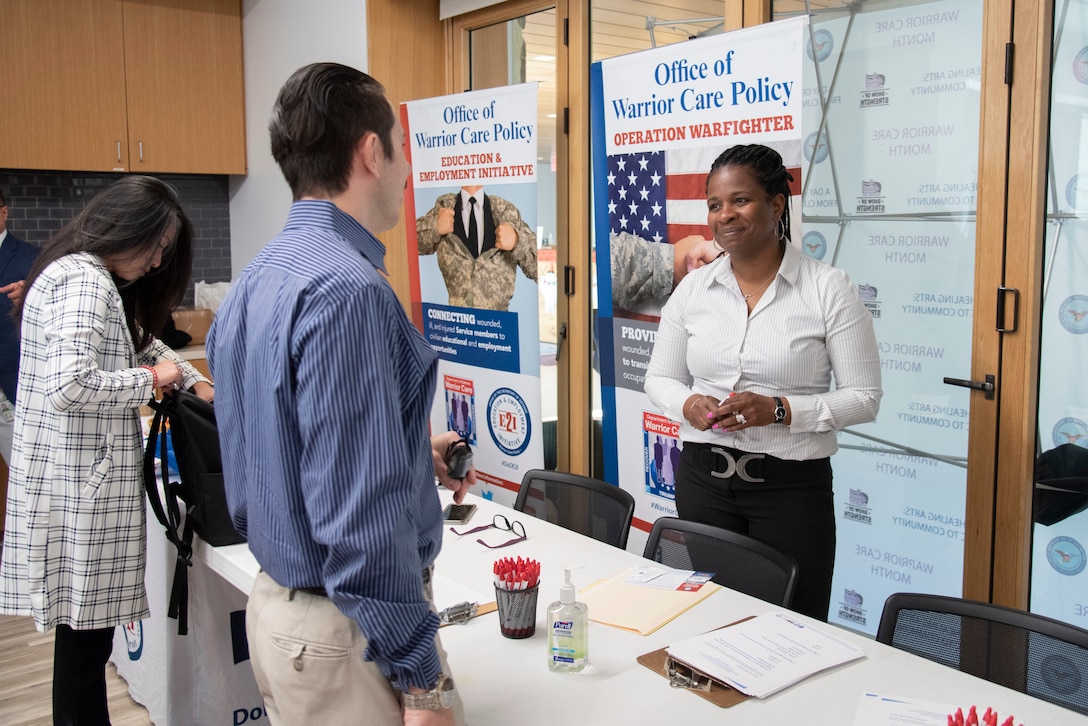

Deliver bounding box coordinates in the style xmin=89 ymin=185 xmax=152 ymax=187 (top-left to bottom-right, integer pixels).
xmin=487 ymin=387 xmax=531 ymax=456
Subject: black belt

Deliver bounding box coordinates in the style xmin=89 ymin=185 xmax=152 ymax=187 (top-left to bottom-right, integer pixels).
xmin=687 ymin=442 xmax=829 ymax=483
xmin=296 ymin=567 xmax=432 ymax=598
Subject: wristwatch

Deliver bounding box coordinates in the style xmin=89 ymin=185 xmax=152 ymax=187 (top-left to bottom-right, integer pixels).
xmin=402 ymin=674 xmax=456 ymax=711
xmin=773 ymin=396 xmax=787 ymax=424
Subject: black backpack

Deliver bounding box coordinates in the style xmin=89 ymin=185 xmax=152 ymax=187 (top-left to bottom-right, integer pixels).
xmin=143 ymin=388 xmax=245 ymax=634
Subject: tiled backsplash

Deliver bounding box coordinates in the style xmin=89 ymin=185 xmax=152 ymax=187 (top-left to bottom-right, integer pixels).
xmin=1 ymin=170 xmax=233 ymax=306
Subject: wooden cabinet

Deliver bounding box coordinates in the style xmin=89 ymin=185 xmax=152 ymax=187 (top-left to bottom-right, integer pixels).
xmin=1 ymin=1 xmax=129 ymax=172
xmin=0 ymin=0 xmax=246 ymax=175
xmin=121 ymin=0 xmax=246 ymax=174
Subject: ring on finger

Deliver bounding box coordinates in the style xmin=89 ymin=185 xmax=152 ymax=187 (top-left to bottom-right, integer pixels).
xmin=735 ymin=412 xmax=747 ymax=425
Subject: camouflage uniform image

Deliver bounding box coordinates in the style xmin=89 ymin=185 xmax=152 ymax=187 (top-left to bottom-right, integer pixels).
xmin=609 ymin=231 xmax=723 ymax=311
xmin=416 ymin=190 xmax=538 ymax=311
xmin=610 ymin=231 xmax=675 ymax=309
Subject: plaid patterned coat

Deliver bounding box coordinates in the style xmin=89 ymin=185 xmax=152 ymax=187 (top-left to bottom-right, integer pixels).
xmin=0 ymin=253 xmax=208 ymax=630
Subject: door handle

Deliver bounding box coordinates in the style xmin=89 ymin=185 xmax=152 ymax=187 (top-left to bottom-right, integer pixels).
xmin=942 ymin=374 xmax=994 ymax=399
xmin=996 ymin=286 xmax=1019 ymax=332
xmin=555 ymin=322 xmax=568 ymax=362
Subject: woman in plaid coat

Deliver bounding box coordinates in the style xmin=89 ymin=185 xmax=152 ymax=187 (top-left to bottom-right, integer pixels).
xmin=0 ymin=176 xmax=214 ymax=725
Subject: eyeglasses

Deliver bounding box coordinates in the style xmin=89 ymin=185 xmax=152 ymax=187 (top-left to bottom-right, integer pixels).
xmin=450 ymin=513 xmax=527 ymax=549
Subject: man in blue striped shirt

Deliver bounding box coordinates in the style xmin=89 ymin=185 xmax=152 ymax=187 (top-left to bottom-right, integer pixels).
xmin=208 ymin=63 xmax=474 ymax=726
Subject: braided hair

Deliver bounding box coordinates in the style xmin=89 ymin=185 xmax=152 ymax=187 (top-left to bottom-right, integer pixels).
xmin=707 ymin=144 xmax=794 ymax=242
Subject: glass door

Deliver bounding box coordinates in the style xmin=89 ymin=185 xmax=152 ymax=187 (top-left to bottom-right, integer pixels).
xmin=772 ymin=0 xmax=988 ymax=630
xmin=1028 ymin=0 xmax=1088 ymax=627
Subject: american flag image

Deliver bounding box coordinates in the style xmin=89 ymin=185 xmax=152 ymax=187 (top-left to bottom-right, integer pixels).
xmin=606 ymin=145 xmax=803 ymax=246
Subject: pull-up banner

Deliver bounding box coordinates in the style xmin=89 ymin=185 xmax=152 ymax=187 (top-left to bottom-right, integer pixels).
xmin=403 ymin=84 xmax=544 ymax=506
xmin=592 ymin=17 xmax=806 ymax=534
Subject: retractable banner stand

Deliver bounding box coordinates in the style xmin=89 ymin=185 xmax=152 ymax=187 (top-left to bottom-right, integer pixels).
xmin=403 ymin=85 xmax=544 ymax=506
xmin=592 ymin=18 xmax=807 ymax=537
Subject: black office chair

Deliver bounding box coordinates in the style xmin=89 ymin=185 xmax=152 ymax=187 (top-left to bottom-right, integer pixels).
xmin=642 ymin=517 xmax=798 ymax=608
xmin=877 ymin=592 xmax=1088 ymax=715
xmin=514 ymin=469 xmax=635 ymax=549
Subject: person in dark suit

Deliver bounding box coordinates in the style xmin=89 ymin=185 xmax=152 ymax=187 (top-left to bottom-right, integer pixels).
xmin=0 ymin=191 xmax=40 ymax=465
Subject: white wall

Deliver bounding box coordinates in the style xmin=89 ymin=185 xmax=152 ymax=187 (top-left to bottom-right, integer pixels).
xmin=439 ymin=0 xmax=502 ymax=19
xmin=229 ymin=0 xmax=370 ymax=275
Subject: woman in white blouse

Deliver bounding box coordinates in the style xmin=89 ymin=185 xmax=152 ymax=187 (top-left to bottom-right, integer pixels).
xmin=0 ymin=176 xmax=213 ymax=724
xmin=645 ymin=144 xmax=882 ymax=621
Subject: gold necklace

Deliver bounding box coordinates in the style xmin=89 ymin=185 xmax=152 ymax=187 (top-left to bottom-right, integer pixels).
xmin=740 ymin=273 xmax=775 ymax=301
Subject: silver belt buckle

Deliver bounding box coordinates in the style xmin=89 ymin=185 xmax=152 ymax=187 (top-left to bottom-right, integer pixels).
xmin=709 ymin=447 xmax=766 ymax=483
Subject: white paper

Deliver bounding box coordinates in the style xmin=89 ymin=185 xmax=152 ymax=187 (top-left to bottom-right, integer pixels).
xmin=852 ymin=692 xmax=960 ymax=725
xmin=432 ymin=572 xmax=491 ymax=612
xmin=624 ymin=566 xmax=714 ymax=591
xmin=665 ymin=611 xmax=866 ymax=698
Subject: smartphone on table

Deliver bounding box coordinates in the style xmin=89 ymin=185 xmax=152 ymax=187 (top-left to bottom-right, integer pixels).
xmin=442 ymin=503 xmax=477 ymax=524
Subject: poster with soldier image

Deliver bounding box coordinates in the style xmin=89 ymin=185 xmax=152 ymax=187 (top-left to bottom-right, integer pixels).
xmin=403 ymin=85 xmax=544 ymax=505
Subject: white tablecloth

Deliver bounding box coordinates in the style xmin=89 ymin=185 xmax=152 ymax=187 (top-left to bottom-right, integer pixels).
xmin=197 ymin=492 xmax=1088 ymax=725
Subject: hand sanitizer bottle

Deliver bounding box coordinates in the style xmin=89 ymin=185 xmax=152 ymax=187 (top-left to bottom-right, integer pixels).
xmin=547 ymin=567 xmax=588 ymax=673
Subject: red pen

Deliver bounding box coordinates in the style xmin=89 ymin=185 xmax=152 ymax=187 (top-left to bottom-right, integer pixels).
xmin=955 ymin=707 xmax=965 ymax=726
xmin=999 ymin=717 xmax=1013 ymax=726
xmin=967 ymin=705 xmax=978 ymax=726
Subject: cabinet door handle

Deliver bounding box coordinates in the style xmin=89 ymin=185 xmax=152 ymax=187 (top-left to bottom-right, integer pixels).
xmin=138 ymin=141 xmax=144 ymax=162
xmin=116 ymin=141 xmax=122 ymax=163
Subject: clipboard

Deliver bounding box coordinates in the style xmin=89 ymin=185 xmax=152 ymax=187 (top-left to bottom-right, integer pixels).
xmin=437 ymin=600 xmax=497 ymax=627
xmin=636 ymin=616 xmax=756 ymax=709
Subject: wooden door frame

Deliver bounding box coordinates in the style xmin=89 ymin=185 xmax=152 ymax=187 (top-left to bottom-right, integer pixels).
xmin=982 ymin=1 xmax=1053 ymax=609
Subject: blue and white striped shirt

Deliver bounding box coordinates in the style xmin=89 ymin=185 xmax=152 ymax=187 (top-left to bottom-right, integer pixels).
xmin=207 ymin=200 xmax=443 ymax=690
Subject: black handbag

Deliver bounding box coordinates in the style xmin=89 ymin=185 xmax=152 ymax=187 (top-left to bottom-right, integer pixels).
xmin=143 ymin=388 xmax=245 ymax=634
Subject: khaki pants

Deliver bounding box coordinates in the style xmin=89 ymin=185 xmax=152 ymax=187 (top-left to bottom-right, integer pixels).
xmin=247 ymin=571 xmax=465 ymax=726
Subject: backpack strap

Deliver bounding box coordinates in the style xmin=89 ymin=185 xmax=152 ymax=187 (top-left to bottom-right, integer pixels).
xmin=142 ymin=395 xmax=193 ymax=635
xmin=168 ymin=518 xmax=194 ymax=633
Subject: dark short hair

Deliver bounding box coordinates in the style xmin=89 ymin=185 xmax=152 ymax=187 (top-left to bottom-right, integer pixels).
xmin=15 ymin=175 xmax=194 ymax=352
xmin=707 ymin=144 xmax=794 ymax=242
xmin=0 ymin=190 xmax=7 ymax=207
xmin=269 ymin=62 xmax=396 ymax=199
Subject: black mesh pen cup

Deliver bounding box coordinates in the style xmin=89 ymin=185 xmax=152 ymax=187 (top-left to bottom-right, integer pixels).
xmin=494 ymin=584 xmax=539 ymax=638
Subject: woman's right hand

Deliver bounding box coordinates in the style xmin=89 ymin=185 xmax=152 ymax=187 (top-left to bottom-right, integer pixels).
xmin=683 ymin=394 xmax=726 ymax=431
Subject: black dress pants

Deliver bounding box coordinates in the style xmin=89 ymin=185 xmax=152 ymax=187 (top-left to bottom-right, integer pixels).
xmin=675 ymin=442 xmax=836 ymax=621
xmin=53 ymin=623 xmax=115 ymax=726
